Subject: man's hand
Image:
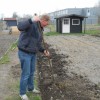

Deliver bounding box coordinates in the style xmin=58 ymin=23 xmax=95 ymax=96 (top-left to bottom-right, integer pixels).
xmin=32 ymin=15 xmax=40 ymax=22
xmin=44 ymin=50 xmax=50 ymax=57
xmin=34 ymin=16 xmax=40 ymax=21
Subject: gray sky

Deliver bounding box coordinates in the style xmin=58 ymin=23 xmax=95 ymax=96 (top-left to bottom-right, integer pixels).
xmin=0 ymin=0 xmax=99 ymax=18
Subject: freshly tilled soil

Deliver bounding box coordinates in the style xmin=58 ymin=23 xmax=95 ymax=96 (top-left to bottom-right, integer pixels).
xmin=37 ymin=47 xmax=100 ymax=100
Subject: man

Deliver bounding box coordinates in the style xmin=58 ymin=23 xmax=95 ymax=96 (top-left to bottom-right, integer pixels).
xmin=17 ymin=14 xmax=50 ymax=100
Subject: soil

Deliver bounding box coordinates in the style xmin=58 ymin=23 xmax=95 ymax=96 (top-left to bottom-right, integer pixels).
xmin=37 ymin=47 xmax=100 ymax=100
xmin=37 ymin=34 xmax=100 ymax=100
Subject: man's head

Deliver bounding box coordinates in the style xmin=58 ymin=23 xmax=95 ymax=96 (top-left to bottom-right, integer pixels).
xmin=40 ymin=14 xmax=50 ymax=27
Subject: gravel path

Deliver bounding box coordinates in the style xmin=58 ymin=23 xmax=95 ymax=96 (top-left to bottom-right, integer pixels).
xmin=0 ymin=34 xmax=19 ymax=99
xmin=45 ymin=35 xmax=100 ymax=84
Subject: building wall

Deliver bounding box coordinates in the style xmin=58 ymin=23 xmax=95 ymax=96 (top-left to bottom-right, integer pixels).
xmin=5 ymin=20 xmax=17 ymax=27
xmin=56 ymin=19 xmax=62 ymax=33
xmin=48 ymin=7 xmax=99 ymax=25
xmin=70 ymin=17 xmax=82 ymax=33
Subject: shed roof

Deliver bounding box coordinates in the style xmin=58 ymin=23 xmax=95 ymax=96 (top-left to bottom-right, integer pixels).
xmin=55 ymin=14 xmax=87 ymax=19
xmin=4 ymin=18 xmax=16 ymax=21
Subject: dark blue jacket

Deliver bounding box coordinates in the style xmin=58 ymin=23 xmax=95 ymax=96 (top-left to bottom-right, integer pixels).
xmin=17 ymin=19 xmax=44 ymax=54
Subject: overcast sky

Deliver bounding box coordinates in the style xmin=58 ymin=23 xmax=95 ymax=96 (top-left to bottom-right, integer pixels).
xmin=0 ymin=0 xmax=99 ymax=18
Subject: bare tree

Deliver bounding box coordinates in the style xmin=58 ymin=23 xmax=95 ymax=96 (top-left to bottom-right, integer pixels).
xmin=12 ymin=12 xmax=18 ymax=18
xmin=23 ymin=14 xmax=32 ymax=19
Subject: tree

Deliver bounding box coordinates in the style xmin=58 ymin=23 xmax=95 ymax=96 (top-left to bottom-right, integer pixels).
xmin=23 ymin=14 xmax=32 ymax=18
xmin=12 ymin=12 xmax=18 ymax=18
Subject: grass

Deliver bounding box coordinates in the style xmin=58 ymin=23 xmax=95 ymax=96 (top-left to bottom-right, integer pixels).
xmin=5 ymin=72 xmax=41 ymax=99
xmin=5 ymin=79 xmax=41 ymax=100
xmin=45 ymin=32 xmax=61 ymax=36
xmin=5 ymin=94 xmax=41 ymax=100
xmin=10 ymin=40 xmax=18 ymax=51
xmin=44 ymin=31 xmax=85 ymax=36
xmin=44 ymin=29 xmax=100 ymax=36
xmin=0 ymin=54 xmax=10 ymax=64
xmin=85 ymin=30 xmax=100 ymax=35
xmin=5 ymin=70 xmax=41 ymax=100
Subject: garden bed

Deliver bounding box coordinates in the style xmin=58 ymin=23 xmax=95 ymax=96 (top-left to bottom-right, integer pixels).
xmin=37 ymin=46 xmax=100 ymax=100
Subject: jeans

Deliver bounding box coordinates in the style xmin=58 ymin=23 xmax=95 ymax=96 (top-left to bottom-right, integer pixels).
xmin=18 ymin=50 xmax=36 ymax=95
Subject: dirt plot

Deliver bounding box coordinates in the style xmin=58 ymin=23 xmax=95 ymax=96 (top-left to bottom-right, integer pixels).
xmin=45 ymin=35 xmax=100 ymax=84
xmin=37 ymin=47 xmax=100 ymax=100
xmin=37 ymin=34 xmax=100 ymax=100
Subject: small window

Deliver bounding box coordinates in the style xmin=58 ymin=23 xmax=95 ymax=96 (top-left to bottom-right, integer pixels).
xmin=64 ymin=19 xmax=69 ymax=24
xmin=72 ymin=19 xmax=80 ymax=25
xmin=87 ymin=9 xmax=90 ymax=16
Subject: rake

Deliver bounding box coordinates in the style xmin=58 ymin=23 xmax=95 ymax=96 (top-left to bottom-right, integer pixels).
xmin=37 ymin=21 xmax=55 ymax=85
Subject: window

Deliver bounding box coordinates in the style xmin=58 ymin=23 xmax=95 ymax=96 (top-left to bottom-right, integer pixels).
xmin=72 ymin=19 xmax=80 ymax=25
xmin=87 ymin=9 xmax=90 ymax=16
xmin=64 ymin=19 xmax=69 ymax=24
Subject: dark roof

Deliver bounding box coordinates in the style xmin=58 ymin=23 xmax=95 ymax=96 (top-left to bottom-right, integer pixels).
xmin=4 ymin=18 xmax=16 ymax=21
xmin=55 ymin=14 xmax=88 ymax=19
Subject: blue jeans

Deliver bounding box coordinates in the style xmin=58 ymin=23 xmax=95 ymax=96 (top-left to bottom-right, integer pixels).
xmin=18 ymin=50 xmax=36 ymax=95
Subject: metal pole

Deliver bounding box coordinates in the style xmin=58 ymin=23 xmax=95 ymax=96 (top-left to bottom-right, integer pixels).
xmin=84 ymin=18 xmax=86 ymax=33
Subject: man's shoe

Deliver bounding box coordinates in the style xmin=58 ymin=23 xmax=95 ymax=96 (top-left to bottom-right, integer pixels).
xmin=32 ymin=88 xmax=40 ymax=93
xmin=20 ymin=94 xmax=29 ymax=100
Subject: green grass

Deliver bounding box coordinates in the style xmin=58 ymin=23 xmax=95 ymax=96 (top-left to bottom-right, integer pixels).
xmin=5 ymin=78 xmax=41 ymax=100
xmin=5 ymin=95 xmax=41 ymax=100
xmin=5 ymin=80 xmax=41 ymax=100
xmin=45 ymin=31 xmax=85 ymax=36
xmin=0 ymin=54 xmax=10 ymax=64
xmin=44 ymin=29 xmax=100 ymax=36
xmin=45 ymin=32 xmax=61 ymax=36
xmin=27 ymin=94 xmax=41 ymax=100
xmin=85 ymin=30 xmax=100 ymax=35
xmin=10 ymin=40 xmax=18 ymax=51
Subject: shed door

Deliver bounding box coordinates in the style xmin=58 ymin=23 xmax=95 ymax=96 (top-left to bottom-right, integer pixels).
xmin=62 ymin=18 xmax=70 ymax=33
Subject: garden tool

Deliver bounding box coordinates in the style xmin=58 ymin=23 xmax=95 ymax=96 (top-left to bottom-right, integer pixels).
xmin=37 ymin=21 xmax=55 ymax=85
